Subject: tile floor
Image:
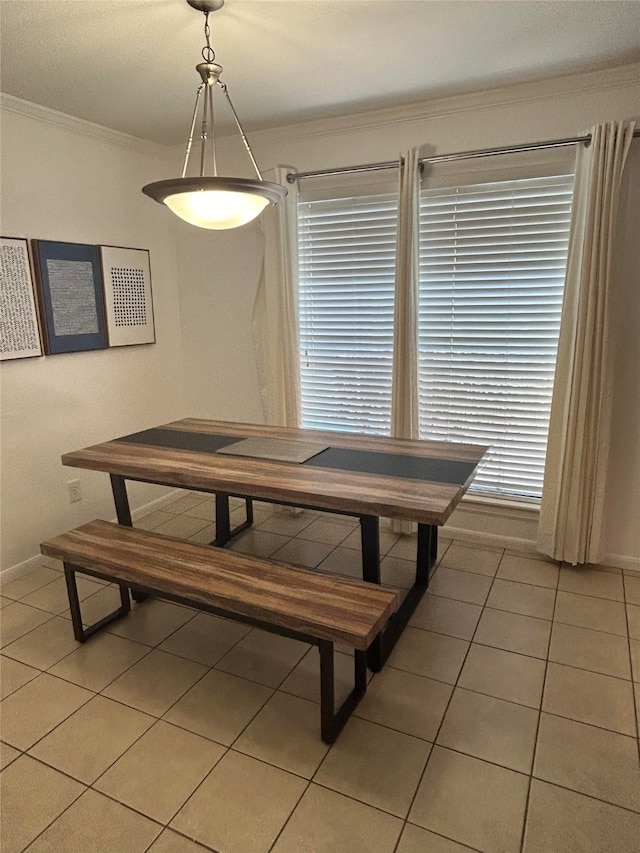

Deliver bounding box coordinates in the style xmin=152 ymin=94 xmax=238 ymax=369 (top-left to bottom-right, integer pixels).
xmin=1 ymin=494 xmax=639 ymax=853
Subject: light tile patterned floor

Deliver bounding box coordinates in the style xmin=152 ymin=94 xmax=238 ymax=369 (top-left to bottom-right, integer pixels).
xmin=1 ymin=494 xmax=639 ymax=853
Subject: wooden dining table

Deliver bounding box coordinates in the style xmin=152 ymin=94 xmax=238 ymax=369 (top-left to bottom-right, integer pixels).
xmin=62 ymin=418 xmax=488 ymax=669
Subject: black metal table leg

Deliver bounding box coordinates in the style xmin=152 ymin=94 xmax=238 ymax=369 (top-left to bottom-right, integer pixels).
xmin=416 ymin=522 xmax=436 ymax=584
xmin=214 ymin=492 xmax=232 ymax=546
xmin=360 ymin=515 xmax=381 ymax=585
xmin=110 ymin=474 xmax=132 ymax=526
xmin=213 ymin=494 xmax=256 ymax=547
xmin=360 ymin=516 xmax=383 ymax=671
xmin=365 ymin=520 xmax=438 ymax=671
xmin=110 ymin=475 xmax=148 ymax=603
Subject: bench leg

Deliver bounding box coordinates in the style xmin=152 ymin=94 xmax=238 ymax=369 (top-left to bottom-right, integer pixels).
xmin=64 ymin=563 xmax=131 ymax=643
xmin=319 ymin=641 xmax=367 ymax=744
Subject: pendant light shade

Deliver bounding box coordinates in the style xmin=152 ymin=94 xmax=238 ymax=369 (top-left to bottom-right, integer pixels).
xmin=143 ymin=177 xmax=285 ymax=230
xmin=142 ymin=0 xmax=286 ymax=229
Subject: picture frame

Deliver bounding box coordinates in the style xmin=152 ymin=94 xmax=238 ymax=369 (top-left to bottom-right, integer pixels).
xmin=100 ymin=246 xmax=156 ymax=346
xmin=32 ymin=240 xmax=107 ymax=355
xmin=0 ymin=236 xmax=43 ymax=361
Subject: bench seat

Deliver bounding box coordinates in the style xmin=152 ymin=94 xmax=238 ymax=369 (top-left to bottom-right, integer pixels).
xmin=40 ymin=519 xmax=398 ymax=743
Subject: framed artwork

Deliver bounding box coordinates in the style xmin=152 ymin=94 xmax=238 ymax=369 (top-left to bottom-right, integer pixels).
xmin=0 ymin=236 xmax=43 ymax=361
xmin=100 ymin=246 xmax=155 ymax=346
xmin=32 ymin=240 xmax=107 ymax=355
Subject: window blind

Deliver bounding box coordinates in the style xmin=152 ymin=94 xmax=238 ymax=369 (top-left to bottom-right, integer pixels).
xmin=418 ymin=174 xmax=575 ymax=498
xmin=298 ymin=193 xmax=398 ymax=434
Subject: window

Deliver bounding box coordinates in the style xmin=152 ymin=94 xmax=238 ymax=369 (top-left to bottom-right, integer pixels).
xmin=418 ymin=174 xmax=574 ymax=498
xmin=297 ymin=169 xmax=574 ymax=501
xmin=298 ymin=192 xmax=398 ymax=434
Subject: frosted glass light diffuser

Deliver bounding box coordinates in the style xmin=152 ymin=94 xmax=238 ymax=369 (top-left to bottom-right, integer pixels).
xmin=142 ymin=177 xmax=286 ymax=230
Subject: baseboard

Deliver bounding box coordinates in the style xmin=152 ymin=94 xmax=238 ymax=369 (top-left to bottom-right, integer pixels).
xmin=603 ymin=553 xmax=640 ymax=573
xmin=1 ymin=554 xmax=44 ymax=584
xmin=127 ymin=488 xmax=187 ymax=522
xmin=1 ymin=488 xmax=186 ymax=583
xmin=438 ymin=524 xmax=539 ymax=554
xmin=439 ymin=527 xmax=640 ymax=571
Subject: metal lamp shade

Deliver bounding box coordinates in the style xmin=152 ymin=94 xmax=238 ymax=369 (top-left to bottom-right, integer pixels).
xmin=142 ymin=176 xmax=287 ymax=229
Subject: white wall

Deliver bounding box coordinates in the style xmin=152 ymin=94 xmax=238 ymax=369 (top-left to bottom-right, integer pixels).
xmin=177 ymin=63 xmax=640 ymax=566
xmin=0 ymin=103 xmax=186 ymax=573
xmin=174 ymin=220 xmax=264 ymax=424
xmin=604 ymin=142 xmax=640 ymax=567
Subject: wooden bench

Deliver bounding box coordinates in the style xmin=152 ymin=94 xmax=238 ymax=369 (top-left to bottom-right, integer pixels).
xmin=40 ymin=519 xmax=398 ymax=743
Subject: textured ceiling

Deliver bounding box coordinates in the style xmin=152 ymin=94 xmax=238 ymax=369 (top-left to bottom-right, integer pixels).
xmin=1 ymin=0 xmax=639 ymax=145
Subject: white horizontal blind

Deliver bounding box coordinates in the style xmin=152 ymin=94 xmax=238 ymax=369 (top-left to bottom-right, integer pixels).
xmin=298 ymin=193 xmax=398 ymax=434
xmin=418 ymin=174 xmax=574 ymax=498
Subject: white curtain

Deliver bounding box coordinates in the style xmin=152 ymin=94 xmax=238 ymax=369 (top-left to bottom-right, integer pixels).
xmin=252 ymin=166 xmax=302 ymax=427
xmin=538 ymin=120 xmax=637 ymax=565
xmin=391 ymin=149 xmax=421 ymax=533
xmin=391 ymin=148 xmax=421 ymax=441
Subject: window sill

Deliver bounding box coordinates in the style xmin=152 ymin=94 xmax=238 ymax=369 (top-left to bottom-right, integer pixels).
xmin=460 ymin=492 xmax=541 ymax=516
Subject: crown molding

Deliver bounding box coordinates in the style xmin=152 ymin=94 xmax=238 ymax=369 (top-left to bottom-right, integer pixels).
xmin=0 ymin=93 xmax=167 ymax=156
xmin=3 ymin=61 xmax=638 ymax=153
xmin=252 ymin=62 xmax=640 ymax=146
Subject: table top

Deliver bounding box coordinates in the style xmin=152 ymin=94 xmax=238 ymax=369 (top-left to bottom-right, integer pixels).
xmin=62 ymin=418 xmax=488 ymax=525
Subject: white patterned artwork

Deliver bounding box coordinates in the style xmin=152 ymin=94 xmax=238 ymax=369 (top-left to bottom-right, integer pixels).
xmin=0 ymin=237 xmax=43 ymax=360
xmin=100 ymin=246 xmax=155 ymax=346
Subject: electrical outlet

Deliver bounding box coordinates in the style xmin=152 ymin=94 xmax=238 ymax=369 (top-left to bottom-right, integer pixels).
xmin=67 ymin=479 xmax=82 ymax=503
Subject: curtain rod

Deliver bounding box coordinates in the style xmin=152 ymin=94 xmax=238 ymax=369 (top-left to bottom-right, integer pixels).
xmin=286 ymin=129 xmax=640 ymax=183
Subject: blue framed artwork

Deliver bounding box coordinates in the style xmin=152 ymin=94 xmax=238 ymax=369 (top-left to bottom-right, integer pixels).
xmin=32 ymin=240 xmax=107 ymax=355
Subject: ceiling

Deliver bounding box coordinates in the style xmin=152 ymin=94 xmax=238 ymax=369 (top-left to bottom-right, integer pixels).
xmin=1 ymin=0 xmax=639 ymax=146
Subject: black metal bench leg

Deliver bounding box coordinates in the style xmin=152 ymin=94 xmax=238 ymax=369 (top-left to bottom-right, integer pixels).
xmin=64 ymin=562 xmax=131 ymax=643
xmin=64 ymin=563 xmax=86 ymax=643
xmin=319 ymin=641 xmax=367 ymax=744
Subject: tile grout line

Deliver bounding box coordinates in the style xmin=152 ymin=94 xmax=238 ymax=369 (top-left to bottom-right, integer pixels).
xmin=390 ymin=548 xmax=506 ymax=852
xmin=10 ymin=757 xmax=89 ymax=853
xmin=621 ymin=576 xmax=640 ymax=761
xmin=518 ymin=554 xmax=560 ymax=853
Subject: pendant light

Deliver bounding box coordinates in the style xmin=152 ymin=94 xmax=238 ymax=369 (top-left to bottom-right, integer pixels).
xmin=142 ymin=0 xmax=286 ymax=229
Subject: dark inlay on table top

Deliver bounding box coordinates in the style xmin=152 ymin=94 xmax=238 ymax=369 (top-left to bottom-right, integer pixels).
xmin=116 ymin=427 xmax=476 ymax=486
xmin=305 ymin=446 xmax=476 ymax=486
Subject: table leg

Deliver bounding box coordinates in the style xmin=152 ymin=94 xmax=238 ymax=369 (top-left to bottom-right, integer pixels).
xmin=416 ymin=522 xmax=437 ymax=584
xmin=110 ymin=474 xmax=132 ymax=526
xmin=365 ymin=520 xmax=437 ymax=671
xmin=213 ymin=494 xmax=255 ymax=547
xmin=109 ymin=474 xmax=147 ymax=602
xmin=360 ymin=516 xmax=383 ymax=670
xmin=360 ymin=515 xmax=381 ymax=584
xmin=214 ymin=493 xmax=232 ymax=546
